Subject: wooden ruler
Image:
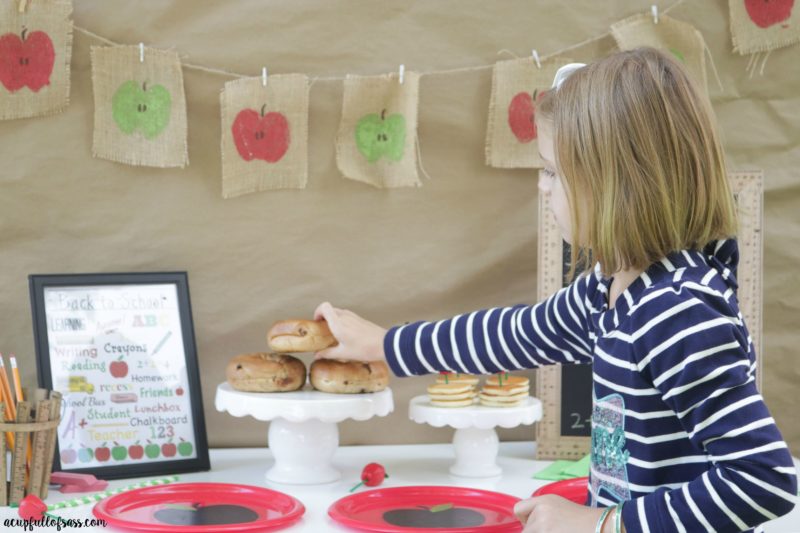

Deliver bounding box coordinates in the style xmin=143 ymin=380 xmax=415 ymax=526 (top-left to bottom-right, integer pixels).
xmin=28 ymin=390 xmax=51 ymax=498
xmin=729 ymin=172 xmax=764 ymax=390
xmin=535 ymin=175 xmax=590 ymax=459
xmin=40 ymin=391 xmax=63 ymax=499
xmin=534 ymin=170 xmax=765 ymax=459
xmin=9 ymin=401 xmax=30 ymax=504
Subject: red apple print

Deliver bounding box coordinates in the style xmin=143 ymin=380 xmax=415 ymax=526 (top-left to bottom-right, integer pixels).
xmin=128 ymin=441 xmax=144 ymax=460
xmin=162 ymin=442 xmax=177 ymax=458
xmin=95 ymin=444 xmax=111 ymax=462
xmin=175 ymin=386 xmax=184 ymax=396
xmin=232 ymin=104 xmax=290 ymax=162
xmin=0 ymin=28 xmax=55 ymax=93
xmin=60 ymin=448 xmax=77 ymax=464
xmin=110 ymin=358 xmax=128 ymax=378
xmin=507 ymin=89 xmax=548 ymax=143
xmin=744 ymin=0 xmax=794 ymax=28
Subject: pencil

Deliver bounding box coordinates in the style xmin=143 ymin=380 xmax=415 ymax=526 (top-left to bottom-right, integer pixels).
xmin=9 ymin=356 xmax=23 ymax=403
xmin=0 ymin=356 xmax=16 ymax=450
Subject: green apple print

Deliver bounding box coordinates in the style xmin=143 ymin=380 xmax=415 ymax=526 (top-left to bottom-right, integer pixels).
xmin=355 ymin=109 xmax=406 ymax=163
xmin=112 ymin=80 xmax=171 ymax=139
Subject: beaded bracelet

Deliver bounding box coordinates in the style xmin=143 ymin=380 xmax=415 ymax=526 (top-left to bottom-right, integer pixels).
xmin=595 ymin=506 xmax=613 ymax=533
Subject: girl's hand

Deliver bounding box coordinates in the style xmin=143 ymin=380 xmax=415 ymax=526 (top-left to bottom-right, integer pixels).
xmin=514 ymin=496 xmax=610 ymax=533
xmin=313 ymin=302 xmax=387 ymax=363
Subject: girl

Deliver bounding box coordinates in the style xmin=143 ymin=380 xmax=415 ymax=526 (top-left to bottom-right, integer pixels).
xmin=314 ymin=47 xmax=797 ymax=533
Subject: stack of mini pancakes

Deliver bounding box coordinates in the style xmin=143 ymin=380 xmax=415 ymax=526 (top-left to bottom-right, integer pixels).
xmin=427 ymin=373 xmax=480 ymax=408
xmin=479 ymin=375 xmax=530 ymax=407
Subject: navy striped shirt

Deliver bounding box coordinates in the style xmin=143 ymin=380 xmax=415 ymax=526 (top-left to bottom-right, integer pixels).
xmin=384 ymin=239 xmax=797 ymax=532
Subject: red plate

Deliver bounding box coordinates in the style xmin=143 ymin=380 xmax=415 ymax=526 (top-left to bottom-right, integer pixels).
xmin=329 ymin=485 xmax=522 ymax=532
xmin=92 ymin=482 xmax=304 ymax=532
xmin=531 ymin=477 xmax=589 ymax=505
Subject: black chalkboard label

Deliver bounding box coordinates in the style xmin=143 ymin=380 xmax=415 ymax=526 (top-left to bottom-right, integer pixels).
xmin=560 ymin=365 xmax=593 ymax=436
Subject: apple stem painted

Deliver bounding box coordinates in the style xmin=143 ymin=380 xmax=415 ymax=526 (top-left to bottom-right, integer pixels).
xmin=142 ymin=81 xmax=147 ymax=92
xmin=21 ymin=28 xmax=28 ymax=41
xmin=381 ymin=109 xmax=386 ymax=120
xmin=348 ymin=481 xmax=364 ymax=493
xmin=260 ymin=104 xmax=267 ymax=117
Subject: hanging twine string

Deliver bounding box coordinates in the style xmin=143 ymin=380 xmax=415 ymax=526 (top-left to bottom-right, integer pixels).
xmin=72 ymin=0 xmax=687 ymax=82
xmin=73 ymin=1 xmax=690 ymax=182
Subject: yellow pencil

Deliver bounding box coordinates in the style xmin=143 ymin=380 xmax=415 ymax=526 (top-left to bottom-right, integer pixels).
xmin=0 ymin=356 xmax=16 ymax=450
xmin=9 ymin=356 xmax=23 ymax=403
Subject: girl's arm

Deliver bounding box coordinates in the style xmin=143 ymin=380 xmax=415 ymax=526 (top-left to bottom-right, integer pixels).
xmin=314 ymin=271 xmax=598 ymax=375
xmin=621 ymin=291 xmax=797 ymax=532
xmin=382 ymin=272 xmax=597 ymax=376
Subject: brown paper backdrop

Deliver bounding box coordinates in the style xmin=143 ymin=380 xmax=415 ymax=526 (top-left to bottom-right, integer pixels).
xmin=1 ymin=0 xmax=797 ymax=455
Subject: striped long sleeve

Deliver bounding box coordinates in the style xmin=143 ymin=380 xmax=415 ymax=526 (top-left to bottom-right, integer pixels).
xmin=617 ymin=288 xmax=797 ymax=532
xmin=383 ymin=239 xmax=797 ymax=531
xmin=384 ymin=271 xmax=598 ymax=377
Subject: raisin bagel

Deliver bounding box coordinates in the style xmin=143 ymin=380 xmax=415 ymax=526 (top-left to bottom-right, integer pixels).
xmin=226 ymin=353 xmax=306 ymax=392
xmin=309 ymin=359 xmax=389 ymax=394
xmin=267 ymin=319 xmax=337 ymax=353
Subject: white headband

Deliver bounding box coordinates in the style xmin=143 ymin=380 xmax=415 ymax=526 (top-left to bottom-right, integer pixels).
xmin=552 ymin=62 xmax=586 ymax=90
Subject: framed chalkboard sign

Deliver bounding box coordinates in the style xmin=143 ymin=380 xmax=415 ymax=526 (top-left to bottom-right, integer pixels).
xmin=534 ymin=171 xmax=764 ymax=459
xmin=29 ymin=272 xmax=210 ymax=479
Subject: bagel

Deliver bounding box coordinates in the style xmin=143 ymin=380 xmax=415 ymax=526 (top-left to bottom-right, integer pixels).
xmin=309 ymin=359 xmax=388 ymax=394
xmin=226 ymin=353 xmax=306 ymax=392
xmin=267 ymin=319 xmax=337 ymax=353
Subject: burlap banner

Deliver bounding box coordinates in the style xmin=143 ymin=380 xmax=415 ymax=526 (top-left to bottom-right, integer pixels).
xmin=91 ymin=45 xmax=188 ymax=168
xmin=0 ymin=0 xmax=72 ymax=120
xmin=729 ymin=0 xmax=800 ymax=54
xmin=486 ymin=57 xmax=573 ymax=169
xmin=221 ymin=74 xmax=309 ymax=198
xmin=336 ymin=71 xmax=421 ymax=188
xmin=611 ymin=13 xmax=709 ymax=96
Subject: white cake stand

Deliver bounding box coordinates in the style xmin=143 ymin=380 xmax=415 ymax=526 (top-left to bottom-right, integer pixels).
xmin=215 ymin=382 xmax=393 ymax=485
xmin=409 ymin=395 xmax=542 ymax=478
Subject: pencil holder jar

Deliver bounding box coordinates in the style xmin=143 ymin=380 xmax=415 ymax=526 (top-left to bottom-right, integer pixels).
xmin=0 ymin=389 xmax=62 ymax=506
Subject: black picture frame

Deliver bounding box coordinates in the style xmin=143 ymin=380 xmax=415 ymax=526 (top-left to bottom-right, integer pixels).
xmin=29 ymin=272 xmax=210 ymax=480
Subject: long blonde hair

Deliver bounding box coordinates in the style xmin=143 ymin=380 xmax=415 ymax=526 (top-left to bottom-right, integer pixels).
xmin=537 ymin=47 xmax=737 ymax=277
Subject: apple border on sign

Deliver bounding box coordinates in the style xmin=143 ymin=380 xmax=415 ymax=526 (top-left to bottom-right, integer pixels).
xmin=29 ymin=272 xmax=210 ymax=480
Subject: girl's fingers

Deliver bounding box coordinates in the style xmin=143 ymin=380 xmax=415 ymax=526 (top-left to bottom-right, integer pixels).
xmin=314 ymin=301 xmax=335 ymax=321
xmin=314 ymin=346 xmax=339 ymax=360
xmin=315 ymin=303 xmax=343 ymax=337
xmin=513 ymin=498 xmax=538 ymax=524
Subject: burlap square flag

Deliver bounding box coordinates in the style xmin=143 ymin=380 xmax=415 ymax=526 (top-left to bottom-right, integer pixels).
xmin=336 ymin=71 xmax=421 ymax=188
xmin=729 ymin=0 xmax=800 ymax=54
xmin=91 ymin=45 xmax=188 ymax=168
xmin=220 ymin=74 xmax=309 ymax=198
xmin=0 ymin=0 xmax=72 ymax=120
xmin=611 ymin=14 xmax=709 ymax=95
xmin=486 ymin=57 xmax=573 ymax=168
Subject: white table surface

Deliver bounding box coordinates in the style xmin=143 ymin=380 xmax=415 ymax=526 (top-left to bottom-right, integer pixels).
xmin=2 ymin=443 xmax=798 ymax=532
